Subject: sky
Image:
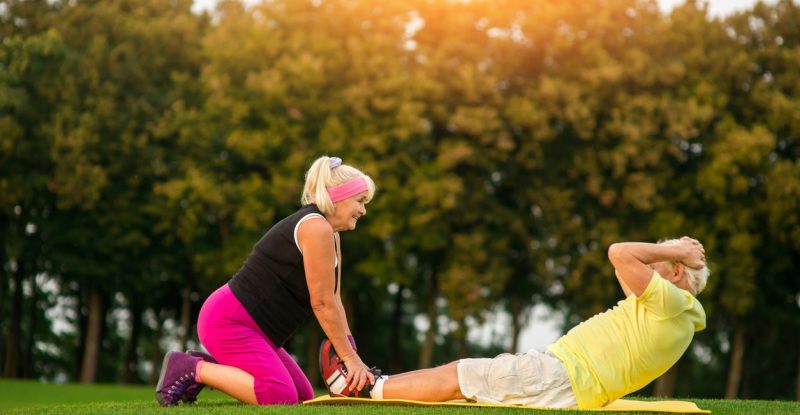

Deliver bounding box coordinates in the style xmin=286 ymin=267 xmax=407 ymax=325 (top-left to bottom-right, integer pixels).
xmin=193 ymin=0 xmax=774 ymax=17
xmin=658 ymin=0 xmax=774 ymax=16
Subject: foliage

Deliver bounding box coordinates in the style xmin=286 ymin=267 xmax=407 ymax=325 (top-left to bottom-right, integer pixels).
xmin=0 ymin=0 xmax=797 ymax=400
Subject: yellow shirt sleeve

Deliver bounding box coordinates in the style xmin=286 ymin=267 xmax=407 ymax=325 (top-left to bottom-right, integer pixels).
xmin=640 ymin=271 xmax=706 ymax=331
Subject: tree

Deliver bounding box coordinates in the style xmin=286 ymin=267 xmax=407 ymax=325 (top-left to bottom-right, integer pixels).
xmin=0 ymin=26 xmax=66 ymax=378
xmin=38 ymin=0 xmax=207 ymax=383
xmin=1 ymin=0 xmax=797 ymax=398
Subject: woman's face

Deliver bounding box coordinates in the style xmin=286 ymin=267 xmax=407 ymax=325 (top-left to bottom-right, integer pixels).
xmin=328 ymin=191 xmax=368 ymax=232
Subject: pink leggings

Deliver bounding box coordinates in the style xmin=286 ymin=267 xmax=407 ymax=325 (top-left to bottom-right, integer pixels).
xmin=197 ymin=284 xmax=314 ymax=405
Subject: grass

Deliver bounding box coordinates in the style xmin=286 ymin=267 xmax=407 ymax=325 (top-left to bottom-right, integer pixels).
xmin=1 ymin=379 xmax=798 ymax=415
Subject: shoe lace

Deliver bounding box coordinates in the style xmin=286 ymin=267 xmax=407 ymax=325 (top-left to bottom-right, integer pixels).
xmin=183 ymin=382 xmax=204 ymax=402
xmin=360 ymin=366 xmax=384 ymax=395
xmin=167 ymin=371 xmax=197 ymax=400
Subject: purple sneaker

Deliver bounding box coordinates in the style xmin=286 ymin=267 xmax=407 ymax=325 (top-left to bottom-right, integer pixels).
xmin=155 ymin=351 xmax=202 ymax=406
xmin=181 ymin=350 xmax=217 ymax=404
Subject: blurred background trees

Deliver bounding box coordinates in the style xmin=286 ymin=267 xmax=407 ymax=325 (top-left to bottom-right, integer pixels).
xmin=0 ymin=0 xmax=798 ymax=401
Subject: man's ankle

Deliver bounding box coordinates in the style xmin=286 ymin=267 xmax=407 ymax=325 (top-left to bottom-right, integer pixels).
xmin=368 ymin=375 xmax=388 ymax=399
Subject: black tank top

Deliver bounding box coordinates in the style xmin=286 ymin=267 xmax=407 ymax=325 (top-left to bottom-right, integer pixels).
xmin=227 ymin=204 xmax=338 ymax=346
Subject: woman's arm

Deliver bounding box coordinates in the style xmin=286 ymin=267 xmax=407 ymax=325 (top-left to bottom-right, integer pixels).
xmin=298 ymin=218 xmax=373 ymax=392
xmin=333 ymin=233 xmax=353 ymax=339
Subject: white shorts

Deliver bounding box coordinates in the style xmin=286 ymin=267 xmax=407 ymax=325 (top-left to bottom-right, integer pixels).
xmin=457 ymin=349 xmax=577 ymax=408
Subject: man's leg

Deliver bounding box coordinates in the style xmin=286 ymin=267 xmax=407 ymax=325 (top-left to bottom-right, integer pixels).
xmin=381 ymin=361 xmax=465 ymax=402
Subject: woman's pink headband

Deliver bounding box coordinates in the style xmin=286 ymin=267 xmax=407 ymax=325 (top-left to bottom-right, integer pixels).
xmin=327 ymin=177 xmax=369 ymax=203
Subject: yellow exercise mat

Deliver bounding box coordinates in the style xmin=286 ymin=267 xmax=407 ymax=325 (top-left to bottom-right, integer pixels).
xmin=303 ymin=395 xmax=710 ymax=413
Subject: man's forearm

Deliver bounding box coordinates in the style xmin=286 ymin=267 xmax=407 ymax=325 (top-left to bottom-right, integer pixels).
xmin=608 ymin=242 xmax=684 ymax=265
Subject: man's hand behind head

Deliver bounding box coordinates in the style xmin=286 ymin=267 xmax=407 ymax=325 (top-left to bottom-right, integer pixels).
xmin=678 ymin=236 xmax=706 ymax=269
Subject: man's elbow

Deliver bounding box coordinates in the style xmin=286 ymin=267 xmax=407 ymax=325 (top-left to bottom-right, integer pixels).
xmin=608 ymin=243 xmax=636 ymax=268
xmin=607 ymin=243 xmax=625 ymax=263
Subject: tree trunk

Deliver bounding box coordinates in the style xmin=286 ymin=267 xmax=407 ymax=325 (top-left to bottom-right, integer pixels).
xmin=0 ymin=216 xmax=7 ymax=374
xmin=121 ymin=300 xmax=143 ymax=384
xmin=74 ymin=288 xmax=88 ymax=380
xmin=653 ymin=365 xmax=678 ymax=397
xmin=725 ymin=324 xmax=745 ymax=399
xmin=149 ymin=314 xmax=163 ymax=385
xmin=79 ymin=288 xmax=105 ymax=383
xmin=456 ymin=319 xmax=469 ymax=359
xmin=741 ymin=338 xmax=751 ymax=399
xmin=3 ymin=260 xmax=25 ymax=378
xmin=418 ymin=273 xmax=438 ymax=369
xmin=796 ymin=344 xmax=799 ymax=401
xmin=179 ymin=285 xmax=191 ymax=350
xmin=22 ymin=275 xmax=38 ymax=378
xmin=509 ymin=298 xmax=523 ymax=353
xmin=305 ymin=324 xmax=321 ymax=388
xmin=388 ymin=286 xmax=405 ymax=372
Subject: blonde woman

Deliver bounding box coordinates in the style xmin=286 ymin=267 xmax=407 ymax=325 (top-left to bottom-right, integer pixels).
xmin=156 ymin=156 xmax=377 ymax=406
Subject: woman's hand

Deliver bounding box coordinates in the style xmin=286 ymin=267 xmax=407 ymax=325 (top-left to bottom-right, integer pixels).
xmin=341 ymin=354 xmax=375 ymax=393
xmin=679 ymin=236 xmax=706 ymax=269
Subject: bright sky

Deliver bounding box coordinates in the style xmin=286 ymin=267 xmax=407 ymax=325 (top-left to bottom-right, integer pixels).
xmin=658 ymin=0 xmax=774 ymax=16
xmin=193 ymin=0 xmax=773 ymax=17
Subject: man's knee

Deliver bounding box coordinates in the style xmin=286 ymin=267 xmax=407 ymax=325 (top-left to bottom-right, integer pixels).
xmin=443 ymin=360 xmax=464 ymax=399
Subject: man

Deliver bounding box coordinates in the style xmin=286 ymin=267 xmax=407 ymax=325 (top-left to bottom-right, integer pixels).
xmin=320 ymin=237 xmax=709 ymax=409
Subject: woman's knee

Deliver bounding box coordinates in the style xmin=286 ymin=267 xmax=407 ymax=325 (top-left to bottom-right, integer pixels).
xmin=254 ymin=378 xmax=300 ymax=405
xmin=297 ymin=386 xmax=314 ymax=402
xmin=294 ymin=378 xmax=314 ymax=402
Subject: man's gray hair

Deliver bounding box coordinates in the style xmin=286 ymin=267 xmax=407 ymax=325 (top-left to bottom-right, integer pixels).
xmin=658 ymin=238 xmax=710 ymax=294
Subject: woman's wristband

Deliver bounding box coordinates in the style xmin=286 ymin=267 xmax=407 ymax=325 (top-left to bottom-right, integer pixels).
xmin=347 ymin=334 xmax=357 ymax=352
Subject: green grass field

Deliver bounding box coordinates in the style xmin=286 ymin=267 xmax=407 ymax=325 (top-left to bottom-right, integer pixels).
xmin=1 ymin=380 xmax=798 ymax=415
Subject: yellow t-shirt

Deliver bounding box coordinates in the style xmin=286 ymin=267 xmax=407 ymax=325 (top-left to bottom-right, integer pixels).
xmin=547 ymin=271 xmax=706 ymax=409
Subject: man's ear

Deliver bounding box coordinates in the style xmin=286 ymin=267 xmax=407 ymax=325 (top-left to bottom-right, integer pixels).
xmin=672 ymin=263 xmax=685 ymax=282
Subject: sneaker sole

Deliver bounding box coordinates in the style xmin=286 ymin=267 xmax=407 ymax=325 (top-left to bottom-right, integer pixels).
xmin=186 ymin=349 xmax=218 ymax=364
xmin=319 ymin=340 xmax=351 ymax=397
xmin=155 ymin=351 xmax=177 ymax=406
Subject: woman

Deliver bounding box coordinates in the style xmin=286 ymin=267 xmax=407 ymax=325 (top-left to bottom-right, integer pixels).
xmin=155 ymin=156 xmax=377 ymax=405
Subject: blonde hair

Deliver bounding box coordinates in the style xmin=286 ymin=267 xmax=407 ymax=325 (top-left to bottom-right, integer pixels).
xmin=658 ymin=238 xmax=710 ymax=294
xmin=301 ymin=156 xmax=376 ymax=216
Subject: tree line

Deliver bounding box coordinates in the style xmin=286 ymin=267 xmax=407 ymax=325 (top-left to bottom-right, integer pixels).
xmin=1 ymin=0 xmax=798 ymax=400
